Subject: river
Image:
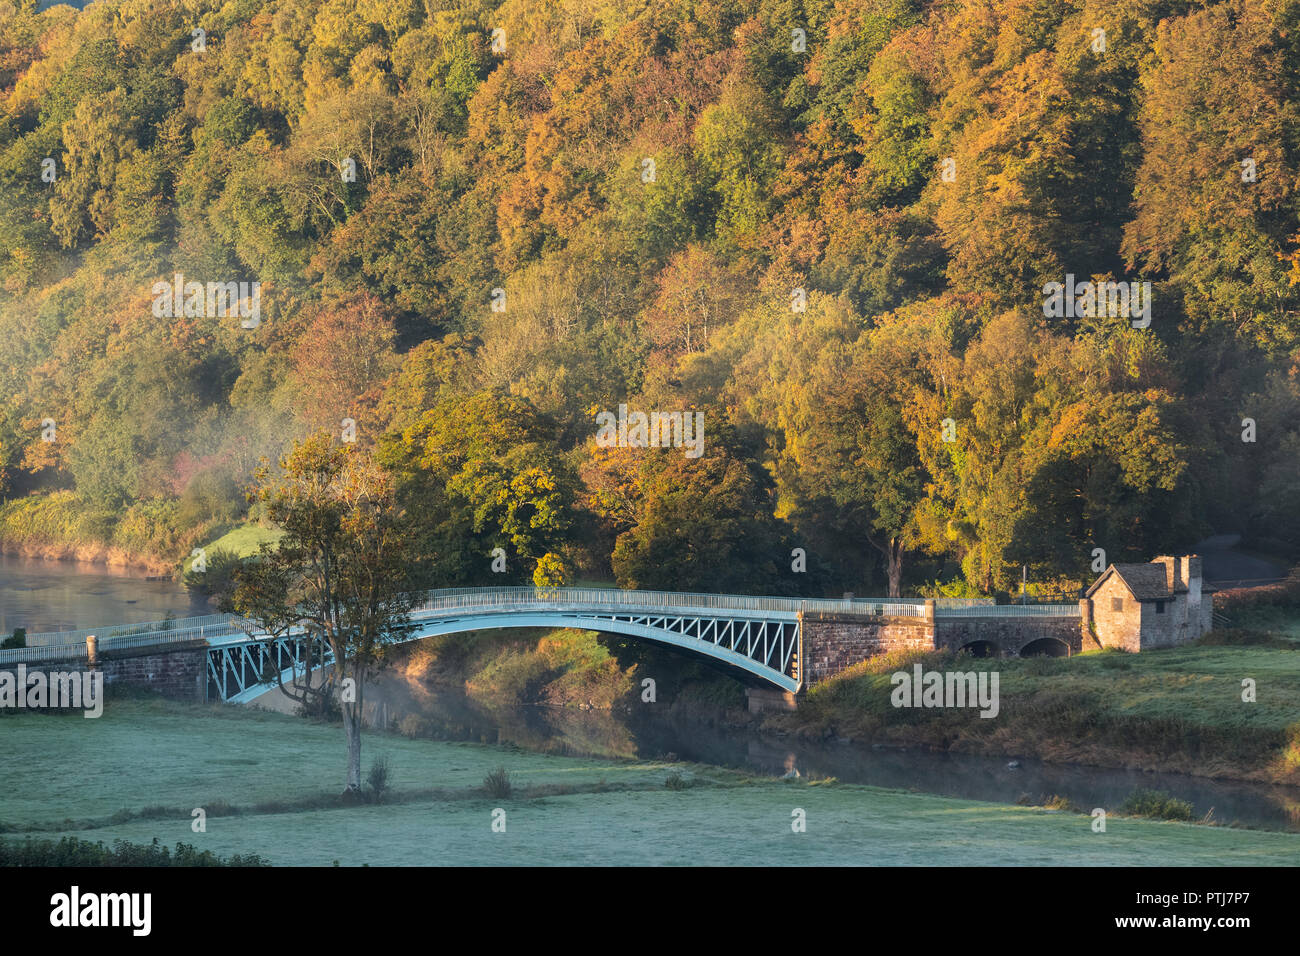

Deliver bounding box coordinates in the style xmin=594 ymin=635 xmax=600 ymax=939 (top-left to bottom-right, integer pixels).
xmin=350 ymin=671 xmax=1300 ymax=833
xmin=4 ymin=556 xmax=1298 ymax=833
xmin=0 ymin=553 xmax=210 ymax=638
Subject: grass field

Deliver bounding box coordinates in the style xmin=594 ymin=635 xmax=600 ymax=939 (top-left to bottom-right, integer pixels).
xmin=2 ymin=699 xmax=1298 ymax=866
xmin=182 ymin=524 xmax=284 ymax=573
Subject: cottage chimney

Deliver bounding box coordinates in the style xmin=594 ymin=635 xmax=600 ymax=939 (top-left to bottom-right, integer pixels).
xmin=1154 ymin=556 xmax=1176 ymax=593
xmin=1186 ymin=555 xmax=1203 ymax=603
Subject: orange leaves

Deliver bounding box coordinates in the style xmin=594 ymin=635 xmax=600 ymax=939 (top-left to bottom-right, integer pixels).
xmin=642 ymin=243 xmax=753 ymax=358
xmin=289 ymin=293 xmax=399 ymax=437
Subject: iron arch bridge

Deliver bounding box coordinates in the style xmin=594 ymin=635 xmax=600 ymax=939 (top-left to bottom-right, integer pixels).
xmin=204 ymin=588 xmax=890 ymax=704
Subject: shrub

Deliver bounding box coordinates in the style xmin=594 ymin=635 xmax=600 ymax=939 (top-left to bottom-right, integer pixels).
xmin=0 ymin=492 xmax=107 ymax=546
xmin=397 ymin=714 xmax=434 ymax=738
xmin=1212 ymin=570 xmax=1300 ymax=617
xmin=483 ymin=766 xmax=512 ymax=799
xmin=0 ymin=836 xmax=268 ymax=866
xmin=664 ymin=771 xmax=690 ymax=790
xmin=918 ymin=578 xmax=987 ymax=599
xmin=182 ymin=547 xmax=243 ymax=599
xmin=1195 ymin=627 xmax=1291 ymax=649
xmin=466 ymin=649 xmax=552 ymax=704
xmin=112 ymin=498 xmax=184 ymax=556
xmin=178 ymin=469 xmax=244 ymax=528
xmin=366 ymin=754 xmax=392 ymax=800
xmin=1121 ymin=789 xmax=1194 ymax=821
xmin=532 ymin=552 xmax=572 ymax=587
xmin=1 ymin=628 xmax=25 ymax=650
xmin=1281 ymin=724 xmax=1300 ymax=773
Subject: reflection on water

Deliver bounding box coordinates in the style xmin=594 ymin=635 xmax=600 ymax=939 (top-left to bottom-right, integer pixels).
xmin=355 ymin=668 xmax=639 ymax=759
xmin=360 ymin=670 xmax=1300 ymax=833
xmin=732 ymin=737 xmax=1300 ymax=834
xmin=0 ymin=553 xmax=208 ymax=636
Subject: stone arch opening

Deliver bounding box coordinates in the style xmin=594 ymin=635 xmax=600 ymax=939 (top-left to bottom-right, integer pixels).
xmin=958 ymin=640 xmax=997 ymax=658
xmin=1019 ymin=637 xmax=1069 ymax=658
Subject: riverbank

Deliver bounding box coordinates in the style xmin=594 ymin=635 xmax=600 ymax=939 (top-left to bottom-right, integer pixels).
xmin=0 ymin=492 xmax=186 ymax=576
xmin=0 ymin=493 xmax=284 ymax=579
xmin=392 ymin=627 xmax=746 ymax=719
xmin=367 ymin=610 xmax=1300 ymax=789
xmin=3 ymin=699 xmax=1297 ymax=865
xmin=0 ymin=539 xmax=174 ymax=576
xmin=765 ymin=621 xmax=1300 ymax=786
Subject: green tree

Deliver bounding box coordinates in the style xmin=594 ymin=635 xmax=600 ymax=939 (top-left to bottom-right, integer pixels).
xmin=379 ymin=391 xmax=575 ymax=586
xmin=605 ymin=444 xmax=794 ymax=594
xmin=729 ymin=294 xmax=931 ymax=595
xmin=231 ymin=432 xmax=417 ymax=793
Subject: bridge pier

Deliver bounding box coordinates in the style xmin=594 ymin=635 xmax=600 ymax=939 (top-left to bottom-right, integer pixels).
xmin=745 ymin=686 xmax=800 ymax=714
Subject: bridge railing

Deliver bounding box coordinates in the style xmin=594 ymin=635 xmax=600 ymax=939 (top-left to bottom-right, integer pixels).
xmin=0 ymin=617 xmax=253 ymax=665
xmin=935 ymin=603 xmax=1080 ymax=617
xmin=408 ymin=587 xmax=931 ymax=618
xmin=22 ymin=612 xmax=242 ymax=647
xmin=4 ymin=589 xmax=1077 ymax=666
xmin=0 ymin=642 xmax=94 ymax=665
xmin=829 ymin=600 xmax=928 ymax=618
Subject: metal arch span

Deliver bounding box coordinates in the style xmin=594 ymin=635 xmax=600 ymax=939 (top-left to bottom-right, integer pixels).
xmin=211 ymin=611 xmax=801 ymax=703
xmin=410 ymin=611 xmax=800 ymax=686
xmin=206 ymin=587 xmax=842 ymax=703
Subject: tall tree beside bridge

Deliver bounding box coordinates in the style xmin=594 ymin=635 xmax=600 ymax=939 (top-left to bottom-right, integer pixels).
xmin=727 ymin=296 xmax=930 ymax=597
xmin=232 ymin=432 xmax=417 ymax=793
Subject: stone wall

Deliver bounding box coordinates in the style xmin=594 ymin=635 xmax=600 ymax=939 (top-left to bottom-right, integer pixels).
xmin=96 ymin=643 xmax=208 ymax=700
xmin=1137 ymin=593 xmax=1213 ymax=650
xmin=800 ymin=612 xmax=934 ymax=682
xmin=934 ymin=616 xmax=1083 ymax=657
xmin=744 ymin=686 xmax=799 ymax=714
xmin=1089 ymin=575 xmax=1141 ymax=651
xmin=0 ymin=642 xmax=208 ymax=702
xmin=800 ymin=607 xmax=1087 ymax=686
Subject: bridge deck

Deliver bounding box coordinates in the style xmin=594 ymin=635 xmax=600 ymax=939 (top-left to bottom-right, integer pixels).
xmin=1 ymin=588 xmax=1078 ymax=670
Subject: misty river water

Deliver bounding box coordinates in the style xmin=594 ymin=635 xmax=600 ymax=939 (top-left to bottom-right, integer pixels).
xmin=3 ymin=554 xmax=1298 ymax=832
xmin=0 ymin=553 xmax=211 ymax=637
xmin=350 ymin=670 xmax=1300 ymax=833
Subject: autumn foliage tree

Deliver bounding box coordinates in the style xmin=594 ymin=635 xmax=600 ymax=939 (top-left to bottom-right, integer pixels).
xmin=231 ymin=432 xmax=417 ymax=793
xmin=0 ymin=0 xmax=1297 ymax=600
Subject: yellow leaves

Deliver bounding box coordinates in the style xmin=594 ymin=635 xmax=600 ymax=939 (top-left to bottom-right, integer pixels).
xmin=355 ymin=0 xmax=422 ymax=39
xmin=5 ymin=3 xmax=77 ymax=117
xmin=1046 ymin=400 xmax=1089 ymax=448
xmin=1280 ymin=233 xmax=1300 ymax=288
xmin=242 ymin=35 xmax=305 ymax=117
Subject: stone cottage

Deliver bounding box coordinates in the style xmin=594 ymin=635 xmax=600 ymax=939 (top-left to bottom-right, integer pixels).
xmin=1084 ymin=555 xmax=1213 ymax=651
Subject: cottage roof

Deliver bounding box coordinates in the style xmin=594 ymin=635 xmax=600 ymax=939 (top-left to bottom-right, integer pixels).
xmin=1086 ymin=564 xmax=1172 ymax=601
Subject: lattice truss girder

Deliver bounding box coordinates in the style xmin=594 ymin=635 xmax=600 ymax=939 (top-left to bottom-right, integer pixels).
xmin=206 ymin=636 xmax=329 ymax=702
xmin=581 ymin=612 xmax=799 ymax=675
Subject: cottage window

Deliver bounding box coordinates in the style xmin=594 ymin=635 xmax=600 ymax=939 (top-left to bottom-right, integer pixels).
xmin=1111 ymin=597 xmax=1123 ymax=612
xmin=1155 ymin=600 xmax=1166 ymax=614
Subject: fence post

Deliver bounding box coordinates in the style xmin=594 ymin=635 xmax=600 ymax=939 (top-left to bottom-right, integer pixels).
xmin=86 ymin=634 xmax=97 ymax=668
